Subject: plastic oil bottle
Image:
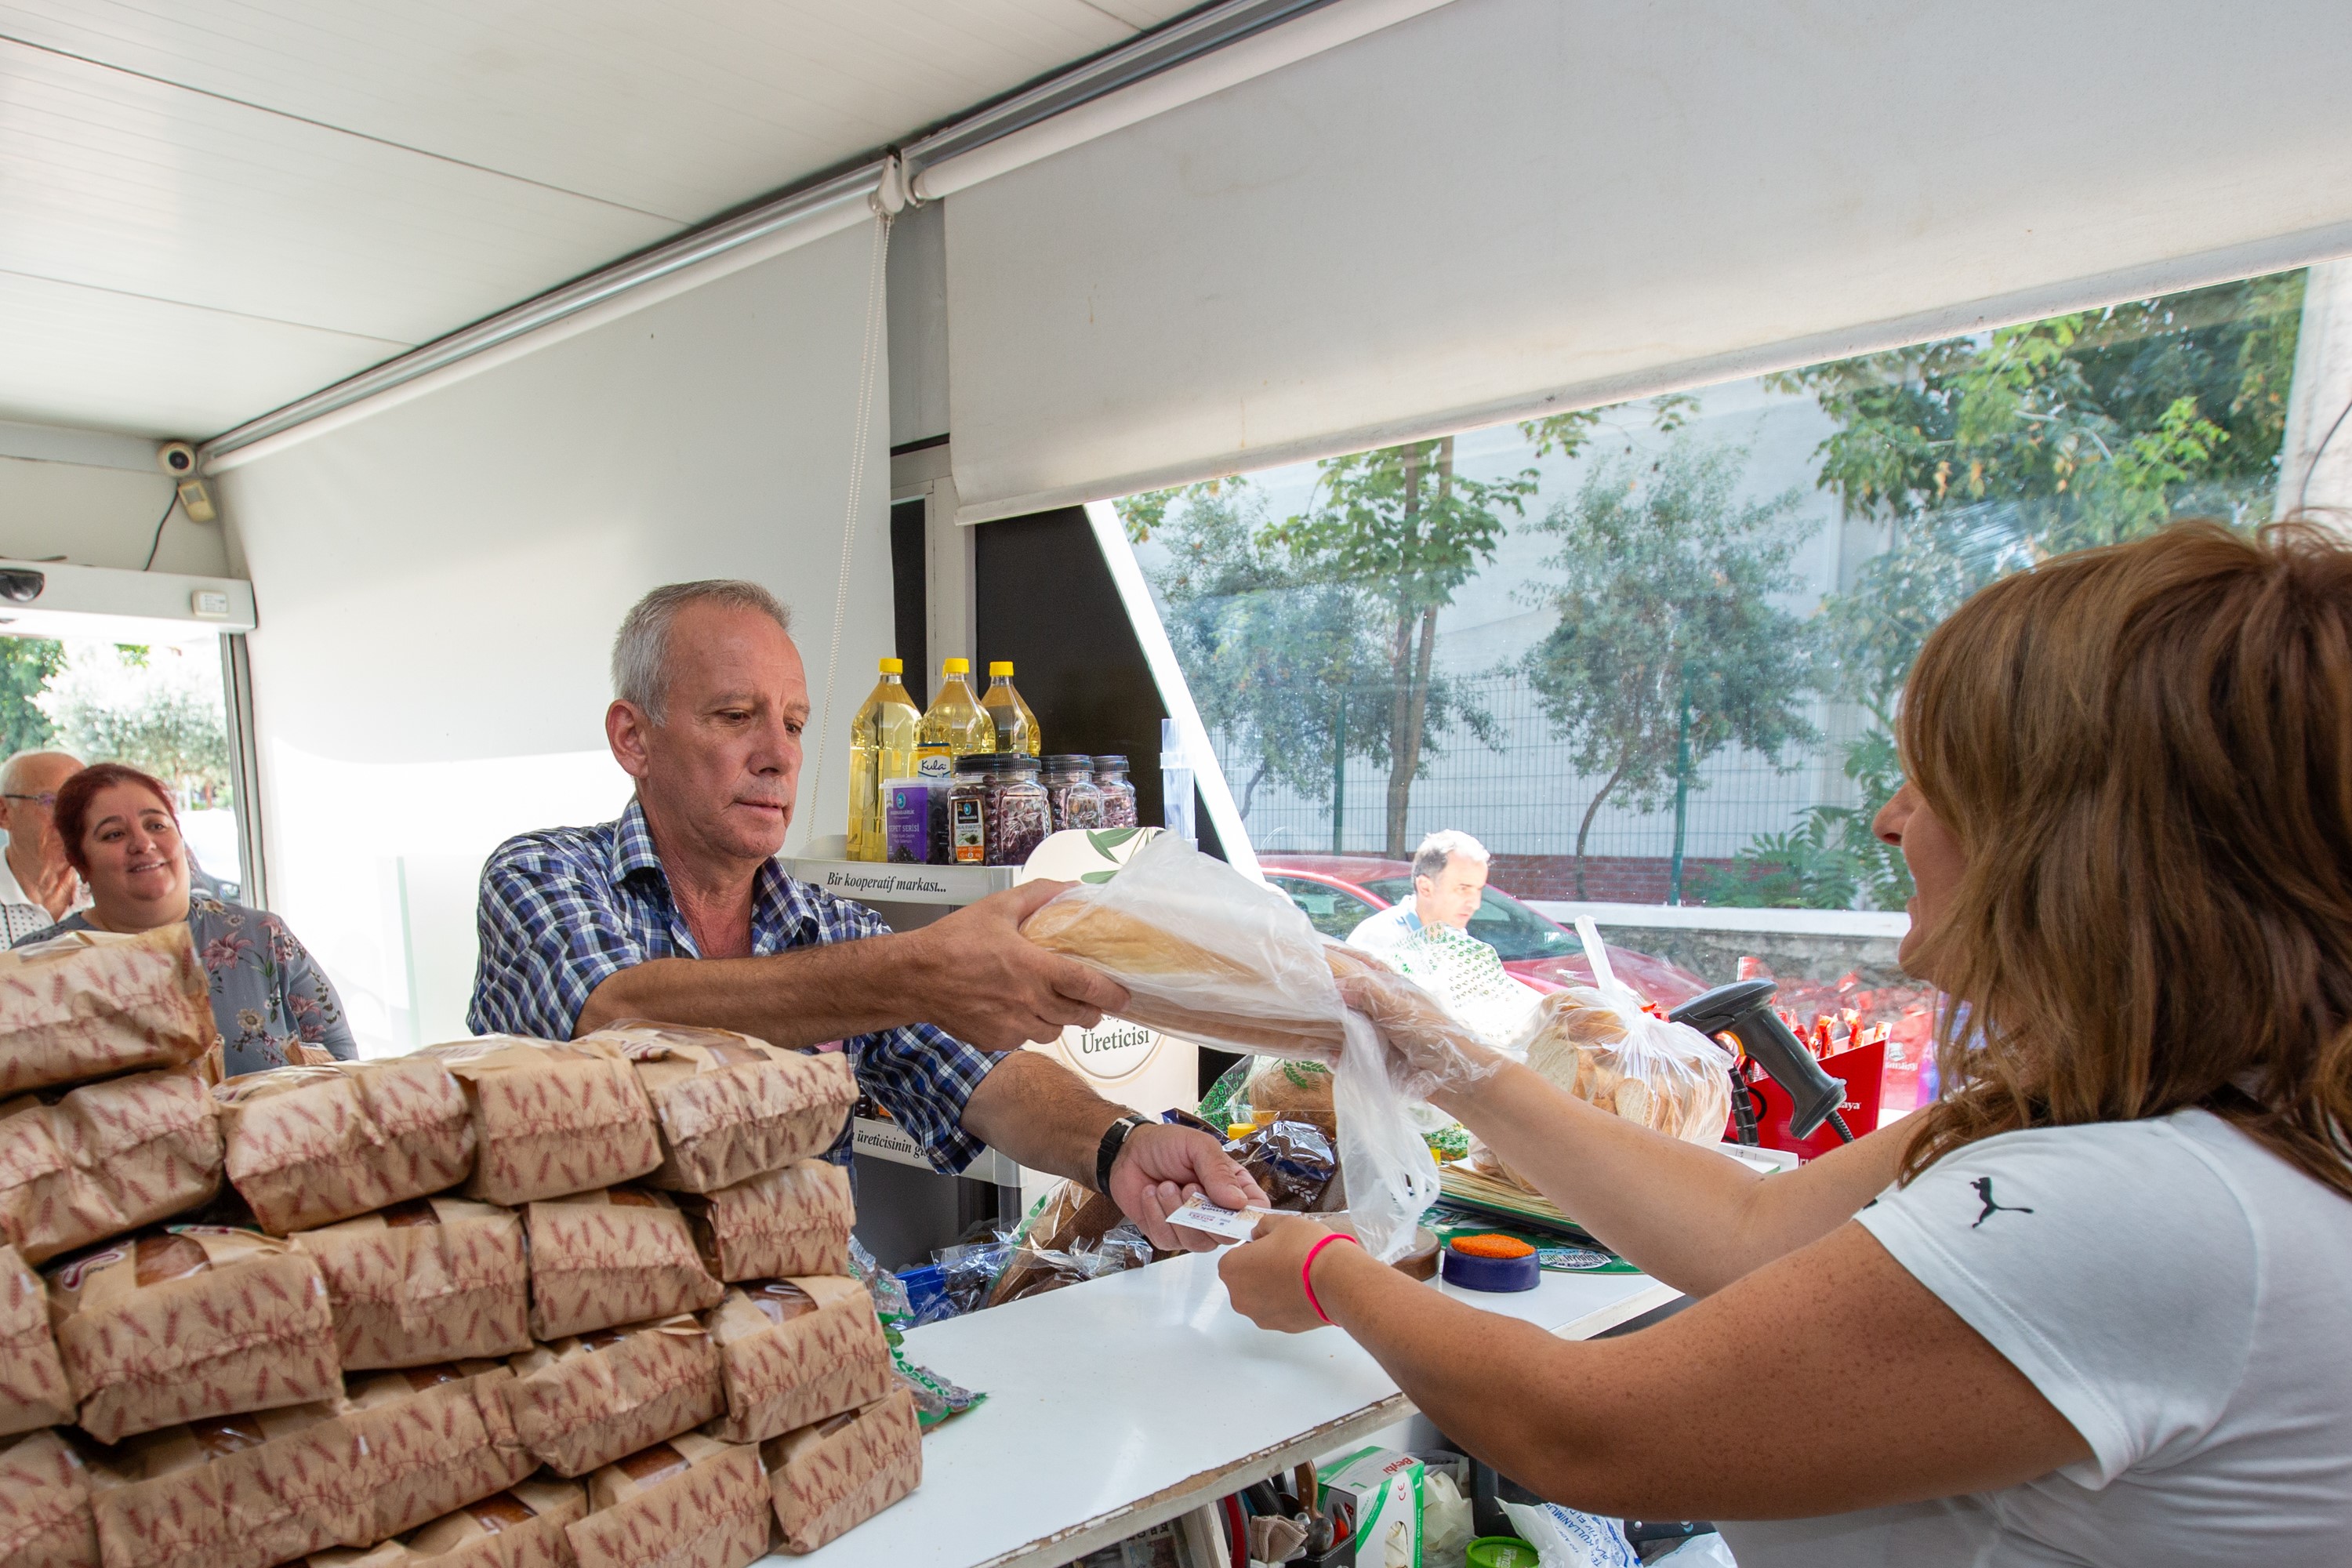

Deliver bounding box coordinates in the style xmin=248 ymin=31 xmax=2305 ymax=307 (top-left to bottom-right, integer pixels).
xmin=847 ymin=657 xmax=921 ymax=862
xmin=981 ymin=661 xmax=1042 ymax=757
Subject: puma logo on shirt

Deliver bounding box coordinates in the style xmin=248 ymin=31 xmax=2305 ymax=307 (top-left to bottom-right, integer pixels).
xmin=1971 ymin=1176 xmax=2034 ymax=1228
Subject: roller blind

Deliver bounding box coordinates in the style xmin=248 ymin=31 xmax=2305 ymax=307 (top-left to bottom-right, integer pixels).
xmin=945 ymin=0 xmax=2352 ymax=521
xmin=218 ymin=220 xmax=891 ymax=1052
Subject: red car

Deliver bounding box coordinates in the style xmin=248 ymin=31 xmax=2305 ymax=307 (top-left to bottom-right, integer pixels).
xmin=1257 ymin=854 xmax=1708 ymax=1007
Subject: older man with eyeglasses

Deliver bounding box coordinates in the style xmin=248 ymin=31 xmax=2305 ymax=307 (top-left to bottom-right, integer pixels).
xmin=0 ymin=750 xmax=87 ymax=943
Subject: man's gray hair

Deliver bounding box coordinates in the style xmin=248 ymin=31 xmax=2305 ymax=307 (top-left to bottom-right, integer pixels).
xmin=612 ymin=580 xmax=793 ymax=723
xmin=0 ymin=750 xmax=82 ymax=795
xmin=1413 ymin=829 xmax=1490 ymax=884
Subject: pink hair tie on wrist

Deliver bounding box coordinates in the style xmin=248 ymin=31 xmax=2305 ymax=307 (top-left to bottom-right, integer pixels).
xmin=1301 ymin=1232 xmax=1362 ymax=1325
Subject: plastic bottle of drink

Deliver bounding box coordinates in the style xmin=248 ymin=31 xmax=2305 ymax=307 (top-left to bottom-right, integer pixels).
xmin=848 ymin=657 xmax=922 ymax=862
xmin=981 ymin=661 xmax=1042 ymax=757
xmin=914 ymin=659 xmax=999 ymax=863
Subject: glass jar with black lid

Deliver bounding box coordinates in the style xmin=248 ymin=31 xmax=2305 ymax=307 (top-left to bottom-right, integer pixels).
xmin=1041 ymin=755 xmax=1106 ymax=833
xmin=1092 ymin=755 xmax=1138 ymax=829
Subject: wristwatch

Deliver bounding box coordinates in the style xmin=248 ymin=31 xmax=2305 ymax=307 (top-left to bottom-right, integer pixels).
xmin=1094 ymin=1113 xmax=1150 ymax=1194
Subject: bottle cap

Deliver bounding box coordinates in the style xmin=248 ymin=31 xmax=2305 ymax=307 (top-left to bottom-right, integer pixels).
xmin=942 ymin=658 xmax=970 ymax=675
xmin=1042 ymin=754 xmax=1094 ymax=769
xmin=879 ymin=657 xmax=903 ymax=674
xmin=1092 ymin=754 xmax=1130 ymax=769
xmin=988 ymin=661 xmax=1014 ymax=677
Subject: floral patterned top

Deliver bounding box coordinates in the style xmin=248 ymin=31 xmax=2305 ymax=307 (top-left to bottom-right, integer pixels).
xmin=14 ymin=895 xmax=358 ymax=1076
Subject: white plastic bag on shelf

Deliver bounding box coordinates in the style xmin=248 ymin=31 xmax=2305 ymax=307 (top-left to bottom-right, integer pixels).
xmin=1500 ymin=1501 xmax=1640 ymax=1568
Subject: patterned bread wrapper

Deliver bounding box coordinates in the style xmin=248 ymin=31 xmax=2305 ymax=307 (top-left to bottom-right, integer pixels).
xmin=583 ymin=1025 xmax=855 ymax=1193
xmin=760 ymin=1387 xmax=923 ymax=1555
xmin=0 ymin=1063 xmax=225 ymax=1265
xmin=48 ymin=1225 xmax=341 ymax=1444
xmin=0 ymin=1428 xmax=100 ymax=1568
xmin=86 ymin=1399 xmax=369 ymax=1568
xmin=392 ymin=1475 xmax=589 ymax=1568
xmin=0 ymin=926 xmax=216 ymax=1098
xmin=524 ymin=1187 xmax=724 ymax=1342
xmin=567 ymin=1432 xmax=770 ymax=1568
xmin=703 ymin=1276 xmax=895 ymax=1446
xmin=292 ymin=1196 xmax=532 ymax=1370
xmin=507 ymin=1314 xmax=724 ymax=1479
xmin=673 ymin=1160 xmax=853 ymax=1284
xmin=216 ymin=1058 xmax=476 ymax=1234
xmin=415 ymin=1038 xmax=662 ymax=1206
xmin=341 ymin=1361 xmax=535 ymax=1543
xmin=0 ymin=1242 xmax=72 ymax=1435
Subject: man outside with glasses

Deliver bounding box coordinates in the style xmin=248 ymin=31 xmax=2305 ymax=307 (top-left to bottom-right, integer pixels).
xmin=0 ymin=750 xmax=88 ymax=943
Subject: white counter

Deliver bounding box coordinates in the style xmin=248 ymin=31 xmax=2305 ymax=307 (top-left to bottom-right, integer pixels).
xmin=785 ymin=1252 xmax=1677 ymax=1568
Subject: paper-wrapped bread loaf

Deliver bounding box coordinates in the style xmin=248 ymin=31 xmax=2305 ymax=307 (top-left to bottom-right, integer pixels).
xmin=416 ymin=1039 xmax=661 ymax=1206
xmin=525 ymin=1187 xmax=724 ymax=1341
xmin=216 ymin=1058 xmax=475 ymax=1234
xmin=582 ymin=1024 xmax=855 ymax=1192
xmin=0 ymin=927 xmax=216 ymax=1098
xmin=309 ymin=1478 xmax=587 ymax=1568
xmin=341 ymin=1362 xmax=535 ymax=1544
xmin=760 ymin=1388 xmax=922 ymax=1555
xmin=292 ymin=1196 xmax=531 ymax=1370
xmin=48 ymin=1225 xmax=342 ymax=1443
xmin=2 ymin=1241 xmax=73 ymax=1435
xmin=0 ymin=1064 xmax=224 ymax=1265
xmin=567 ymin=1432 xmax=769 ymax=1568
xmin=508 ymin=1316 xmax=724 ymax=1479
xmin=0 ymin=1428 xmax=99 ymax=1568
xmin=87 ymin=1403 xmax=368 ymax=1568
xmin=704 ymin=1276 xmax=895 ymax=1445
xmin=675 ymin=1159 xmax=852 ymax=1283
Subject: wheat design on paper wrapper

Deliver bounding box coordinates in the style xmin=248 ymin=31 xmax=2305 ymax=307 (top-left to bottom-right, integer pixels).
xmin=568 ymin=1443 xmax=770 ymax=1568
xmin=0 ymin=927 xmax=216 ymax=1097
xmin=294 ymin=1204 xmax=532 ymax=1370
xmin=765 ymin=1389 xmax=923 ymax=1555
xmin=0 ymin=1065 xmax=224 ymax=1265
xmin=678 ymin=1160 xmax=855 ymax=1283
xmin=524 ymin=1194 xmax=724 ymax=1343
xmin=0 ymin=1428 xmax=97 ymax=1568
xmin=216 ymin=1058 xmax=475 ymax=1234
xmin=706 ymin=1282 xmax=893 ymax=1445
xmin=0 ymin=1244 xmax=71 ymax=1433
xmin=510 ymin=1319 xmax=724 ymax=1479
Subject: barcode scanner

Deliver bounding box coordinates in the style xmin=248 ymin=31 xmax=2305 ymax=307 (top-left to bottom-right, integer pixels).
xmin=1670 ymin=978 xmax=1856 ymax=1144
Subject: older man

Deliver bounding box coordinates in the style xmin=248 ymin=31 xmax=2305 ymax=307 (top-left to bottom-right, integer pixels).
xmin=0 ymin=750 xmax=87 ymax=943
xmin=1348 ymin=829 xmax=1490 ymax=956
xmin=470 ymin=580 xmax=1261 ymax=1250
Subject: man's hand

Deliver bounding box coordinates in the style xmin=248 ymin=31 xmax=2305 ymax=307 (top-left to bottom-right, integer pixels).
xmin=903 ymin=881 xmax=1131 ymax=1050
xmin=1108 ymin=1122 xmax=1269 ymax=1253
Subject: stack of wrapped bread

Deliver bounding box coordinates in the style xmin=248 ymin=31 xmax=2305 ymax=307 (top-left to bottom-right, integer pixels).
xmin=0 ymin=931 xmax=918 ymax=1568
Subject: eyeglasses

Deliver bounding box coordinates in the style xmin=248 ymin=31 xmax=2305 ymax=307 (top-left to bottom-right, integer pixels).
xmin=0 ymin=793 xmax=56 ymax=808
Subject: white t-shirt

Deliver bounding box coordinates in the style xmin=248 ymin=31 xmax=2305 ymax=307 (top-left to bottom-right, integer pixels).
xmin=1347 ymin=902 xmax=1421 ymax=954
xmin=1721 ymin=1109 xmax=2352 ymax=1566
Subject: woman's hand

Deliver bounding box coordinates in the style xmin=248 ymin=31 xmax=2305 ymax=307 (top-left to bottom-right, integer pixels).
xmin=1217 ymin=1213 xmax=1352 ymax=1332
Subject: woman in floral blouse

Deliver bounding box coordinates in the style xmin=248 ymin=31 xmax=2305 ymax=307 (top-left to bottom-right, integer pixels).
xmin=13 ymin=761 xmax=355 ymax=1075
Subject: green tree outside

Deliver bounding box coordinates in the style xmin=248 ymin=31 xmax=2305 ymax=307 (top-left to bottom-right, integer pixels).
xmin=0 ymin=637 xmax=64 ymax=757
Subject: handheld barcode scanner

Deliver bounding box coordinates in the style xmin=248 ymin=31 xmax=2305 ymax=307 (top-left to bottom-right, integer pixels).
xmin=1670 ymin=978 xmax=1856 ymax=1145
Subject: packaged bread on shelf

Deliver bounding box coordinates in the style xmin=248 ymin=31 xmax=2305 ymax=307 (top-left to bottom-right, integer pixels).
xmin=2 ymin=1242 xmax=71 ymax=1435
xmin=0 ymin=1063 xmax=224 ymax=1264
xmin=704 ymin=1276 xmax=894 ymax=1445
xmin=309 ymin=1477 xmax=589 ymax=1568
xmin=0 ymin=926 xmax=216 ymax=1098
xmin=216 ymin=1058 xmax=475 ymax=1234
xmin=760 ymin=1388 xmax=921 ymax=1555
xmin=1520 ymin=985 xmax=1733 ymax=1147
xmin=525 ymin=1187 xmax=724 ymax=1341
xmin=582 ymin=1024 xmax=855 ymax=1192
xmin=674 ymin=1159 xmax=852 ymax=1283
xmin=292 ymin=1196 xmax=531 ymax=1370
xmin=88 ymin=1403 xmax=368 ymax=1568
xmin=48 ymin=1225 xmax=340 ymax=1443
xmin=1243 ymin=1057 xmax=1336 ymax=1135
xmin=414 ymin=1039 xmax=661 ymax=1206
xmin=342 ymin=1362 xmax=534 ymax=1543
xmin=567 ymin=1432 xmax=769 ymax=1568
xmin=0 ymin=1428 xmax=99 ymax=1568
xmin=508 ymin=1316 xmax=724 ymax=1479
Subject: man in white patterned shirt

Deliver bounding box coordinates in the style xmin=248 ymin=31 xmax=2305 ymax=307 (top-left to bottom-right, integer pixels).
xmin=0 ymin=750 xmax=86 ymax=944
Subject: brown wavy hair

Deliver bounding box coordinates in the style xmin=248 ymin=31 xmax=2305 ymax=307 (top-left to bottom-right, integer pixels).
xmin=1898 ymin=519 xmax=2352 ymax=1200
xmin=53 ymin=763 xmax=178 ymax=878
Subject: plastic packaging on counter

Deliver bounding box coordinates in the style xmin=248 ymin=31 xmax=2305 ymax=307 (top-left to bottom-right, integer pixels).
xmin=848 ymin=1239 xmax=984 ymax=1429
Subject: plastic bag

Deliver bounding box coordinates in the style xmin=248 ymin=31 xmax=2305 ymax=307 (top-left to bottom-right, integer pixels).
xmin=1500 ymin=1501 xmax=1639 ymax=1568
xmin=1522 ymin=984 xmax=1733 ymax=1143
xmin=1223 ymin=1118 xmax=1339 ymax=1211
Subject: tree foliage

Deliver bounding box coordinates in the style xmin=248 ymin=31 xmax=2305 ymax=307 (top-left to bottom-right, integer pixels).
xmin=39 ymin=644 xmax=233 ymax=805
xmin=0 ymin=637 xmax=63 ymax=758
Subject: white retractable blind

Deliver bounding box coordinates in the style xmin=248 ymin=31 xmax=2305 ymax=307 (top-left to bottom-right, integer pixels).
xmin=946 ymin=0 xmax=2352 ymax=521
xmin=219 ymin=220 xmax=891 ymax=1052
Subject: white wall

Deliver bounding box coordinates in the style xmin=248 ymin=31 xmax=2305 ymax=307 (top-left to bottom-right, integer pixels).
xmin=0 ymin=448 xmax=230 ymax=576
xmin=219 ymin=220 xmax=892 ymax=1054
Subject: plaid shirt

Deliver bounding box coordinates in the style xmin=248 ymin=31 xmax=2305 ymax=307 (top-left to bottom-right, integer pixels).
xmin=467 ymin=800 xmax=996 ymax=1174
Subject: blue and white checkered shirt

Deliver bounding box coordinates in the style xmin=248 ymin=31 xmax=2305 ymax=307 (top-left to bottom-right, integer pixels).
xmin=467 ymin=799 xmax=996 ymax=1174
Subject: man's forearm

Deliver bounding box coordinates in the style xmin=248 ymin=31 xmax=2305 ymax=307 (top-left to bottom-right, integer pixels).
xmin=575 ymin=942 xmax=932 ymax=1045
xmin=957 ymin=1050 xmax=1127 ymax=1188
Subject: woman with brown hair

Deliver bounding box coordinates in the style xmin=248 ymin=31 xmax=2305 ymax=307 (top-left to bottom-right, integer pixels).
xmin=15 ymin=761 xmax=356 ymax=1075
xmin=1221 ymin=521 xmax=2352 ymax=1562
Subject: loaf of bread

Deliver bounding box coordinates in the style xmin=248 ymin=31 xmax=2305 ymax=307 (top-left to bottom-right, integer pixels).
xmin=216 ymin=1058 xmax=475 ymax=1234
xmin=583 ymin=1024 xmax=855 ymax=1192
xmin=0 ymin=927 xmax=216 ymax=1098
xmin=341 ymin=1362 xmax=534 ymax=1544
xmin=568 ymin=1432 xmax=770 ymax=1568
xmin=309 ymin=1478 xmax=587 ymax=1568
xmin=0 ymin=1063 xmax=223 ymax=1264
xmin=704 ymin=1276 xmax=895 ymax=1445
xmin=0 ymin=1428 xmax=98 ymax=1568
xmin=87 ymin=1403 xmax=368 ymax=1568
xmin=760 ymin=1388 xmax=922 ymax=1555
xmin=292 ymin=1196 xmax=532 ymax=1370
xmin=508 ymin=1316 xmax=724 ymax=1479
xmin=0 ymin=1243 xmax=70 ymax=1436
xmin=416 ymin=1039 xmax=661 ymax=1206
xmin=49 ymin=1226 xmax=341 ymax=1443
xmin=674 ymin=1158 xmax=853 ymax=1284
xmin=525 ymin=1187 xmax=724 ymax=1341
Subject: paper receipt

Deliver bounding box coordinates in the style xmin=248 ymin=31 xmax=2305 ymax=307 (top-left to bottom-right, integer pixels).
xmin=1166 ymin=1195 xmax=1280 ymax=1243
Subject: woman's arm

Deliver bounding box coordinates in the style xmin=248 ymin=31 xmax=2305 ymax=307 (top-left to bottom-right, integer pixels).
xmin=1439 ymin=1060 xmax=1907 ymax=1296
xmin=1219 ymin=1214 xmax=2088 ymax=1521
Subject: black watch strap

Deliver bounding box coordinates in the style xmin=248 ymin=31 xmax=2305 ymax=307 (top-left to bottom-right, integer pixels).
xmin=1094 ymin=1113 xmax=1149 ymax=1194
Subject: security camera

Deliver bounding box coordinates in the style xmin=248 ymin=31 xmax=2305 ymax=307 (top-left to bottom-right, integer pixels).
xmin=158 ymin=441 xmax=198 ymax=477
xmin=0 ymin=571 xmax=44 ymax=604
